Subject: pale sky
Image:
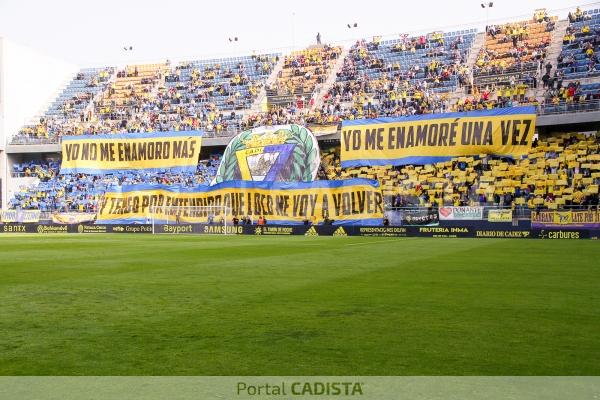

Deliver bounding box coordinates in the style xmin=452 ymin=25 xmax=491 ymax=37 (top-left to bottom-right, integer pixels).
xmin=0 ymin=0 xmax=597 ymax=67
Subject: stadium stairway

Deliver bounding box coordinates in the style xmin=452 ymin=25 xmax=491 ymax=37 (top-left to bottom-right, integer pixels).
xmin=532 ymin=19 xmax=571 ymax=101
xmin=447 ymin=32 xmax=485 ymax=104
xmin=88 ymin=68 xmax=118 ymax=119
xmin=246 ymin=55 xmax=286 ymax=116
xmin=546 ymin=19 xmax=570 ymax=62
xmin=265 ymin=54 xmax=285 ymax=88
xmin=150 ymin=67 xmax=167 ymax=98
xmin=466 ymin=32 xmax=486 ymax=71
xmin=311 ymin=45 xmax=350 ymax=111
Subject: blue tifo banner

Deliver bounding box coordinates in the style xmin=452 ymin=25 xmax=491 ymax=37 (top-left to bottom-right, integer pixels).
xmin=340 ymin=106 xmax=537 ymax=167
xmin=60 ymin=131 xmax=203 ymax=174
xmin=0 ymin=209 xmax=41 ymax=223
xmin=97 ymin=179 xmax=384 ymax=225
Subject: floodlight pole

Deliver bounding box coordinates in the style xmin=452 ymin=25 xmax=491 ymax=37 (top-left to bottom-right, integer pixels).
xmin=481 ymin=3 xmax=494 ymax=34
xmin=291 ymin=12 xmax=296 ymax=50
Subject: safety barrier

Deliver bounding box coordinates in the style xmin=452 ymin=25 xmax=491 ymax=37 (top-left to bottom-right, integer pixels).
xmin=0 ymin=221 xmax=597 ymax=239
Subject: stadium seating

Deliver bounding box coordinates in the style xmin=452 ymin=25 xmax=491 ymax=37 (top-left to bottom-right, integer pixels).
xmin=452 ymin=83 xmax=539 ymax=111
xmin=317 ymin=29 xmax=476 ymax=121
xmin=270 ymin=45 xmax=341 ymax=99
xmin=474 ymin=15 xmax=556 ymax=88
xmin=15 ymin=67 xmax=113 ymax=141
xmin=11 ymin=159 xmax=59 ymax=179
xmin=11 ymin=7 xmax=600 ymax=144
xmin=11 ymin=130 xmax=599 ymax=212
xmin=540 ymin=80 xmax=600 ymax=114
xmin=557 ymin=8 xmax=600 ymax=80
xmin=321 ymin=133 xmax=600 ymax=209
xmin=158 ymin=54 xmax=278 ymax=134
xmin=6 ymin=7 xmax=600 ymax=214
xmin=9 ymin=155 xmax=222 ymax=212
xmin=94 ymin=63 xmax=168 ymax=121
xmin=11 ymin=54 xmax=278 ymax=142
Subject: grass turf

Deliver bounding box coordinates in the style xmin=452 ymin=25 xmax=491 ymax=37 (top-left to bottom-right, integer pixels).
xmin=0 ymin=234 xmax=598 ymax=375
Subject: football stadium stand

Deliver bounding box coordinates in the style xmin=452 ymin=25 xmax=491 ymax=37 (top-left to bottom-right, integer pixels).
xmin=8 ymin=155 xmax=222 ymax=211
xmin=273 ymin=46 xmax=341 ymax=96
xmin=15 ymin=68 xmax=114 ymax=142
xmin=2 ymin=6 xmax=600 ymax=218
xmin=11 ymin=54 xmax=278 ymax=143
xmin=159 ymin=54 xmax=278 ymax=134
xmin=268 ymin=46 xmax=341 ymax=102
xmin=321 ymin=133 xmax=600 ymax=209
xmin=474 ymin=14 xmax=557 ymax=88
xmin=559 ymin=7 xmax=600 ymax=80
xmin=317 ymin=29 xmax=476 ymax=120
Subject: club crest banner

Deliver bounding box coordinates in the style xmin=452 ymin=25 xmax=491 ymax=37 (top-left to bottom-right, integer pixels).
xmin=97 ymin=179 xmax=384 ymax=225
xmin=340 ymin=107 xmax=536 ymax=167
xmin=213 ymin=124 xmax=320 ymax=184
xmin=60 ymin=131 xmax=203 ymax=174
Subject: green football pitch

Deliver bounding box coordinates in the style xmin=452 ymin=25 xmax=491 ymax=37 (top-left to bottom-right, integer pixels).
xmin=0 ymin=234 xmax=598 ymax=375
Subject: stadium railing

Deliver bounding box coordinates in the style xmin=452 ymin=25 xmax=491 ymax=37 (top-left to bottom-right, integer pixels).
xmin=7 ymin=125 xmax=245 ymax=145
xmin=9 ymin=136 xmax=62 ymax=145
xmin=388 ymin=204 xmax=599 ymax=221
xmin=7 ymin=100 xmax=600 ymax=147
xmin=22 ymin=205 xmax=599 ymax=225
xmin=536 ymin=100 xmax=600 ymax=115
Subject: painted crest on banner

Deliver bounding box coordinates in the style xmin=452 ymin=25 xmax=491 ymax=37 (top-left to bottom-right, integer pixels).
xmin=213 ymin=124 xmax=320 ymax=184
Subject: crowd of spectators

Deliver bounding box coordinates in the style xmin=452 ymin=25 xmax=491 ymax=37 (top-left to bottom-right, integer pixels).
xmin=452 ymin=82 xmax=539 ymax=112
xmin=9 ymin=156 xmax=221 ymax=212
xmin=290 ymin=31 xmax=473 ymax=123
xmin=13 ymin=55 xmax=277 ymax=142
xmin=271 ymin=46 xmax=341 ymax=96
xmin=321 ymin=133 xmax=600 ymax=210
xmin=475 ymin=13 xmax=555 ymax=78
xmin=9 ymin=130 xmax=600 ymax=213
xmin=557 ymin=7 xmax=600 ymax=80
xmin=7 ymin=8 xmax=600 ymax=216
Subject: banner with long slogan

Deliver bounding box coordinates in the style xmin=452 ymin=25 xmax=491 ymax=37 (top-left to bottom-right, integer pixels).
xmin=97 ymin=179 xmax=384 ymax=225
xmin=60 ymin=131 xmax=203 ymax=174
xmin=531 ymin=210 xmax=600 ymax=229
xmin=340 ymin=107 xmax=536 ymax=167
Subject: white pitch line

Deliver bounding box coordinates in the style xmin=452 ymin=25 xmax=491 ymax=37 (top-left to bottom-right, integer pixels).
xmin=344 ymin=238 xmax=401 ymax=246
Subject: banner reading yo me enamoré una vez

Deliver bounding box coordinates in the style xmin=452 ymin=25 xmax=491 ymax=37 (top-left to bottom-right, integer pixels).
xmin=60 ymin=131 xmax=202 ymax=174
xmin=97 ymin=179 xmax=384 ymax=225
xmin=341 ymin=107 xmax=536 ymax=167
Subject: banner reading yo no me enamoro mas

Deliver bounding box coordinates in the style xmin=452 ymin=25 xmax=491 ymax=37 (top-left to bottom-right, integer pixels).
xmin=341 ymin=107 xmax=536 ymax=167
xmin=97 ymin=179 xmax=384 ymax=225
xmin=60 ymin=131 xmax=202 ymax=174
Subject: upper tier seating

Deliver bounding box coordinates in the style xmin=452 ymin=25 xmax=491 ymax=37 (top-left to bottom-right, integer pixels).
xmin=15 ymin=68 xmax=113 ymax=141
xmin=474 ymin=14 xmax=557 ymax=88
xmin=557 ymin=7 xmax=600 ymax=80
xmin=11 ymin=54 xmax=279 ymax=142
xmin=318 ymin=30 xmax=475 ymax=120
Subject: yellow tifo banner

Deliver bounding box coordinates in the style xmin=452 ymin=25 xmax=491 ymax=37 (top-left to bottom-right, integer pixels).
xmin=60 ymin=131 xmax=202 ymax=174
xmin=340 ymin=106 xmax=536 ymax=167
xmin=97 ymin=179 xmax=384 ymax=225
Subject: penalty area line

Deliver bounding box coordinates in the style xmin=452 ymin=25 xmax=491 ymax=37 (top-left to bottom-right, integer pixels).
xmin=344 ymin=238 xmax=413 ymax=246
